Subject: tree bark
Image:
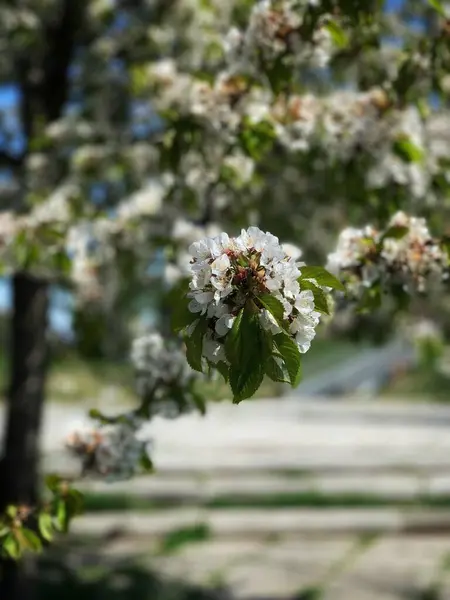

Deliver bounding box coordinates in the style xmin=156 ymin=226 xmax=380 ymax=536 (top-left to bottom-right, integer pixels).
xmin=0 ymin=274 xmax=49 ymax=599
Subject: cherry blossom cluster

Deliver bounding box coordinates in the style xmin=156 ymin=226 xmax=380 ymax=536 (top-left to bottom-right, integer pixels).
xmin=131 ymin=331 xmax=205 ymax=418
xmin=187 ymin=226 xmax=321 ymax=365
xmin=66 ymin=416 xmax=149 ymax=482
xmin=224 ymin=0 xmax=333 ymax=73
xmin=327 ymin=212 xmax=449 ymax=295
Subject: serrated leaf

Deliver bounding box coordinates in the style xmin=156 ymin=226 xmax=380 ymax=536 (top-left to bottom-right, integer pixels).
xmin=2 ymin=533 xmax=21 ymax=559
xmin=265 ymin=355 xmax=291 ymax=384
xmin=300 ymin=279 xmax=330 ymax=315
xmin=225 ymin=308 xmax=244 ymax=365
xmin=185 ymin=319 xmax=206 ymax=372
xmin=324 ymin=20 xmax=348 ymax=48
xmin=227 ymin=305 xmax=268 ymax=402
xmin=299 ymin=266 xmax=345 ymax=291
xmin=21 ymin=529 xmax=42 ymax=553
xmin=393 ymin=138 xmax=424 ymax=163
xmin=215 ymin=361 xmax=229 ymax=383
xmin=229 ymin=362 xmax=265 ymax=404
xmin=38 ymin=513 xmax=54 ymax=542
xmin=258 ymin=294 xmax=287 ymax=329
xmin=273 ymin=333 xmax=302 ymax=387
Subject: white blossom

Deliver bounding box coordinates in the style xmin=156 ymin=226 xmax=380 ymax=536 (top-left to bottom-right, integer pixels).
xmin=66 ymin=418 xmax=149 ymax=481
xmin=187 ymin=226 xmax=322 ymax=359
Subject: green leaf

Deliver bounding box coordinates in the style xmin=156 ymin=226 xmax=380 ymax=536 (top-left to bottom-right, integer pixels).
xmin=55 ymin=500 xmax=68 ymax=533
xmin=299 ymin=266 xmax=345 ymax=291
xmin=358 ymin=284 xmax=382 ymax=314
xmin=0 ymin=523 xmax=9 ymax=538
xmin=225 ymin=308 xmax=244 ymax=364
xmin=88 ymin=409 xmax=114 ymax=425
xmin=440 ymin=237 xmax=450 ymax=259
xmin=265 ymin=355 xmax=291 ymax=384
xmin=185 ymin=319 xmax=206 ymax=372
xmin=258 ymin=294 xmax=287 ymax=329
xmin=2 ymin=533 xmax=21 ymax=559
xmin=238 ymin=118 xmax=276 ymax=160
xmin=54 ymin=250 xmax=72 ymax=275
xmin=381 ymin=226 xmax=409 ymax=242
xmin=191 ymin=391 xmax=207 ymax=415
xmin=67 ymin=488 xmax=84 ymax=514
xmin=229 ymin=360 xmax=264 ymax=403
xmin=38 ymin=513 xmax=54 ymax=542
xmin=300 ymin=279 xmax=330 ymax=315
xmin=172 ymin=292 xmax=198 ymax=333
xmin=428 ymin=0 xmax=446 ymax=17
xmin=324 ymin=20 xmax=348 ymax=48
xmin=140 ymin=453 xmax=154 ymax=473
xmin=227 ymin=306 xmax=267 ymax=402
xmin=273 ymin=333 xmax=302 ymax=388
xmin=393 ymin=138 xmax=424 ymax=163
xmin=45 ymin=474 xmax=63 ymax=493
xmin=215 ymin=361 xmax=229 ymax=383
xmin=21 ymin=529 xmax=42 ymax=553
xmin=6 ymin=506 xmax=17 ymax=519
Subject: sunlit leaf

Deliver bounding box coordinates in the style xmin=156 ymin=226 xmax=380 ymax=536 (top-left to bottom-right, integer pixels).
xmin=299 ymin=266 xmax=345 ymax=291
xmin=273 ymin=333 xmax=302 ymax=387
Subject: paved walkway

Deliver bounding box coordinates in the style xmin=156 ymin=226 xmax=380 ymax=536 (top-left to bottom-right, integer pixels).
xmin=4 ymin=398 xmax=450 ymax=597
xmin=22 ymin=398 xmax=447 ymax=600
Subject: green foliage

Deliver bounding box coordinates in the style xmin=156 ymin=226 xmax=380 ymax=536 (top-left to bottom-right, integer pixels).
xmin=379 ymin=225 xmax=409 ymax=243
xmin=257 ymin=293 xmax=288 ymax=328
xmin=300 ymin=279 xmax=330 ymax=315
xmin=393 ymin=138 xmax=424 ymax=163
xmin=324 ymin=20 xmax=349 ymax=49
xmin=158 ymin=523 xmax=211 ymax=555
xmin=265 ymin=354 xmax=291 ymax=384
xmin=238 ymin=117 xmax=276 ymax=160
xmin=185 ymin=319 xmax=206 ymax=372
xmin=227 ymin=305 xmax=266 ymax=403
xmin=273 ymin=332 xmax=303 ymax=387
xmin=171 ymin=288 xmax=198 ymax=333
xmin=428 ymin=0 xmax=446 ymax=18
xmin=299 ymin=267 xmax=345 ymax=292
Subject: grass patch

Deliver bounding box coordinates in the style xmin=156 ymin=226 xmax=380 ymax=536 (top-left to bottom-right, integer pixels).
xmin=81 ymin=490 xmax=450 ymax=512
xmin=158 ymin=523 xmax=211 ymax=555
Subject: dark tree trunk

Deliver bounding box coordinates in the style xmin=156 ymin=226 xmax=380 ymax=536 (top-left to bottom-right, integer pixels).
xmin=0 ymin=274 xmax=49 ymax=600
xmin=0 ymin=3 xmax=85 ymax=597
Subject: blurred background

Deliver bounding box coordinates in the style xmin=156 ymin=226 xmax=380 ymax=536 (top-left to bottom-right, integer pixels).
xmin=2 ymin=0 xmax=450 ymax=598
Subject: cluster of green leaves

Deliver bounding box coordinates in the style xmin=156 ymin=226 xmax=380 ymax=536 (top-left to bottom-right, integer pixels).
xmin=0 ymin=475 xmax=83 ymax=560
xmin=174 ymin=267 xmax=344 ymax=403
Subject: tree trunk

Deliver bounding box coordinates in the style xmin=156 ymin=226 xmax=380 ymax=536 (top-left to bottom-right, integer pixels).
xmin=0 ymin=273 xmax=49 ymax=600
